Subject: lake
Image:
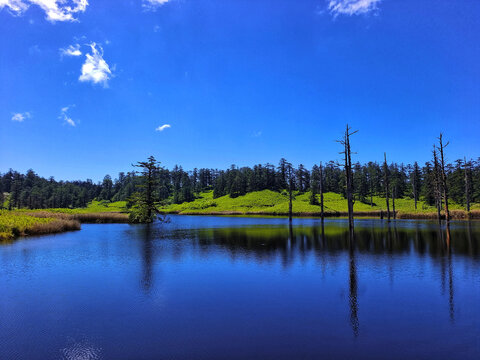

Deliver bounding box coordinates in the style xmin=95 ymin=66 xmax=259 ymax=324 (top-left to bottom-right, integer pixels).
xmin=1 ymin=215 xmax=479 ymax=359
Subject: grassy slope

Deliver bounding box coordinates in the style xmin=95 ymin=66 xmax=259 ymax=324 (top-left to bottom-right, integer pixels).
xmin=159 ymin=190 xmax=479 ymax=215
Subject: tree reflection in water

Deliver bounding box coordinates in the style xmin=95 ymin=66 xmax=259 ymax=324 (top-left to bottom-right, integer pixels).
xmin=131 ymin=218 xmax=479 ymax=335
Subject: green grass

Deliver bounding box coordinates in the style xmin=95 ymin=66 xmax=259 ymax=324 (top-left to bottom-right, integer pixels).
xmin=158 ymin=189 xmax=475 ymax=216
xmin=0 ymin=201 xmax=129 ymax=240
xmin=0 ymin=210 xmax=81 ymax=241
xmin=13 ymin=200 xmax=128 ymax=215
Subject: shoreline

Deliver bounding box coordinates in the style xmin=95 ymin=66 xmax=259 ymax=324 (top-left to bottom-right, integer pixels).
xmin=0 ymin=211 xmax=129 ymax=242
xmin=3 ymin=209 xmax=479 ymax=242
xmin=160 ymin=209 xmax=480 ymax=220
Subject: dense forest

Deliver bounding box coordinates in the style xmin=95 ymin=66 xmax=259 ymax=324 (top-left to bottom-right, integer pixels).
xmin=1 ymin=156 xmax=479 ymax=210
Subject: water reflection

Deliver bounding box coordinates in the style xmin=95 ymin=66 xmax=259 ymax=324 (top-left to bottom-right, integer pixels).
xmin=1 ymin=217 xmax=480 ymax=359
xmin=160 ymin=219 xmax=478 ymax=337
xmin=136 ymin=225 xmax=156 ymax=293
xmin=182 ymin=221 xmax=480 ymax=262
xmin=348 ymin=231 xmax=359 ymax=337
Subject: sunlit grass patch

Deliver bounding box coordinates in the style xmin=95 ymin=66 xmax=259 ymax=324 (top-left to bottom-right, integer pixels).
xmin=158 ymin=190 xmax=475 ymax=218
xmin=0 ymin=210 xmax=80 ymax=241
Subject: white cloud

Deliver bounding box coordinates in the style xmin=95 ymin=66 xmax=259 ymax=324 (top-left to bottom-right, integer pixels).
xmin=60 ymin=43 xmax=82 ymax=57
xmin=79 ymin=43 xmax=112 ymax=87
xmin=11 ymin=111 xmax=31 ymax=122
xmin=59 ymin=106 xmax=76 ymax=126
xmin=252 ymin=131 xmax=262 ymax=137
xmin=155 ymin=124 xmax=171 ymax=132
xmin=0 ymin=0 xmax=88 ymax=22
xmin=143 ymin=0 xmax=170 ymax=11
xmin=328 ymin=0 xmax=381 ymax=17
xmin=0 ymin=0 xmax=28 ymax=15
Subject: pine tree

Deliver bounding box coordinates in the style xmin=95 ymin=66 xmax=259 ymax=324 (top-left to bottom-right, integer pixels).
xmin=129 ymin=156 xmax=162 ymax=223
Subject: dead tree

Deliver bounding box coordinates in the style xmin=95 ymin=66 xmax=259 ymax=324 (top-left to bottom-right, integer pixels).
xmin=286 ymin=162 xmax=294 ymax=223
xmin=433 ymin=146 xmax=442 ymax=223
xmin=319 ymin=162 xmax=325 ymax=222
xmin=392 ymin=187 xmax=396 ymax=219
xmin=383 ymin=153 xmax=391 ymax=221
xmin=464 ymin=157 xmax=471 ymax=212
xmin=412 ymin=162 xmax=419 ymax=210
xmin=437 ymin=134 xmax=450 ymax=224
xmin=338 ymin=125 xmax=358 ymax=232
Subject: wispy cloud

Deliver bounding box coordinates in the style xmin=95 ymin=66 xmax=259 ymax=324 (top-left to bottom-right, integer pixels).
xmin=0 ymin=0 xmax=89 ymax=22
xmin=143 ymin=0 xmax=170 ymax=11
xmin=59 ymin=106 xmax=76 ymax=126
xmin=155 ymin=124 xmax=171 ymax=132
xmin=0 ymin=0 xmax=29 ymax=15
xmin=11 ymin=111 xmax=31 ymax=122
xmin=60 ymin=44 xmax=82 ymax=57
xmin=327 ymin=0 xmax=381 ymax=17
xmin=252 ymin=131 xmax=262 ymax=138
xmin=79 ymin=43 xmax=112 ymax=87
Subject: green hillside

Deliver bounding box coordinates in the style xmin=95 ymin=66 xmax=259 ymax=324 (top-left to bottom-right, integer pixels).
xmin=158 ymin=190 xmax=478 ymax=216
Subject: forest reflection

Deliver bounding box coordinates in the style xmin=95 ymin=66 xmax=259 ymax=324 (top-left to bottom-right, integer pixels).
xmin=134 ymin=220 xmax=479 ymax=336
xmin=183 ymin=221 xmax=480 ymax=261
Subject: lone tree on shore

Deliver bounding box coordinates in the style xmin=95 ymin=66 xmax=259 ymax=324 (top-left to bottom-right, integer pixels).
xmin=338 ymin=125 xmax=357 ymax=232
xmin=129 ymin=156 xmax=163 ymax=223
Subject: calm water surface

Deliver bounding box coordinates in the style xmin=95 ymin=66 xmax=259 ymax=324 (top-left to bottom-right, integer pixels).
xmin=1 ymin=216 xmax=479 ymax=359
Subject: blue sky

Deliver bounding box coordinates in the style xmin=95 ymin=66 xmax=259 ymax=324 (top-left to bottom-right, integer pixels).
xmin=1 ymin=0 xmax=479 ymax=181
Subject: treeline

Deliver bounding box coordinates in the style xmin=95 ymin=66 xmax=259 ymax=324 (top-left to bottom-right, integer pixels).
xmin=1 ymin=157 xmax=479 ymax=210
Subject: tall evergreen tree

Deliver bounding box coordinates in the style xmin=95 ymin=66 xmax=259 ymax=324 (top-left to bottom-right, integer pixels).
xmin=129 ymin=156 xmax=162 ymax=223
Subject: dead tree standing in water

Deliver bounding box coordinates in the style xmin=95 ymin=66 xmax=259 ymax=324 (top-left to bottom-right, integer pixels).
xmin=383 ymin=153 xmax=391 ymax=222
xmin=338 ymin=125 xmax=358 ymax=232
xmin=392 ymin=187 xmax=396 ymax=220
xmin=286 ymin=162 xmax=294 ymax=223
xmin=412 ymin=162 xmax=420 ymax=210
xmin=437 ymin=134 xmax=450 ymax=225
xmin=464 ymin=157 xmax=471 ymax=212
xmin=433 ymin=146 xmax=442 ymax=224
xmin=319 ymin=162 xmax=325 ymax=222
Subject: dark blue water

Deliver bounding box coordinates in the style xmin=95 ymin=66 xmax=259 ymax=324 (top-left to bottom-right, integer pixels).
xmin=1 ymin=216 xmax=479 ymax=359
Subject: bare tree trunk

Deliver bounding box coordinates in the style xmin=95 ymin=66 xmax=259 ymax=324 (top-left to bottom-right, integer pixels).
xmin=319 ymin=162 xmax=324 ymax=222
xmin=338 ymin=125 xmax=357 ymax=233
xmin=464 ymin=157 xmax=470 ymax=212
xmin=412 ymin=167 xmax=417 ymax=210
xmin=288 ymin=167 xmax=293 ymax=223
xmin=438 ymin=134 xmax=450 ymax=225
xmin=433 ymin=146 xmax=442 ymax=224
xmin=383 ymin=153 xmax=390 ymax=222
xmin=289 ymin=184 xmax=293 ymax=223
xmin=392 ymin=187 xmax=396 ymax=220
xmin=370 ymin=175 xmax=373 ymax=208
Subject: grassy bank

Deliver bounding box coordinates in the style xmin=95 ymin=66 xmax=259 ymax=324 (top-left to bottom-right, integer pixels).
xmin=1 ymin=201 xmax=129 ymax=241
xmin=0 ymin=211 xmax=81 ymax=241
xmin=158 ymin=190 xmax=480 ymax=219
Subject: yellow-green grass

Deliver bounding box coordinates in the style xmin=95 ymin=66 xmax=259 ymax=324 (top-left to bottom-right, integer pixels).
xmin=0 ymin=210 xmax=80 ymax=241
xmin=13 ymin=201 xmax=129 ymax=223
xmin=1 ymin=201 xmax=129 ymax=241
xmin=25 ymin=200 xmax=128 ymax=214
xmin=159 ymin=190 xmax=479 ymax=219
